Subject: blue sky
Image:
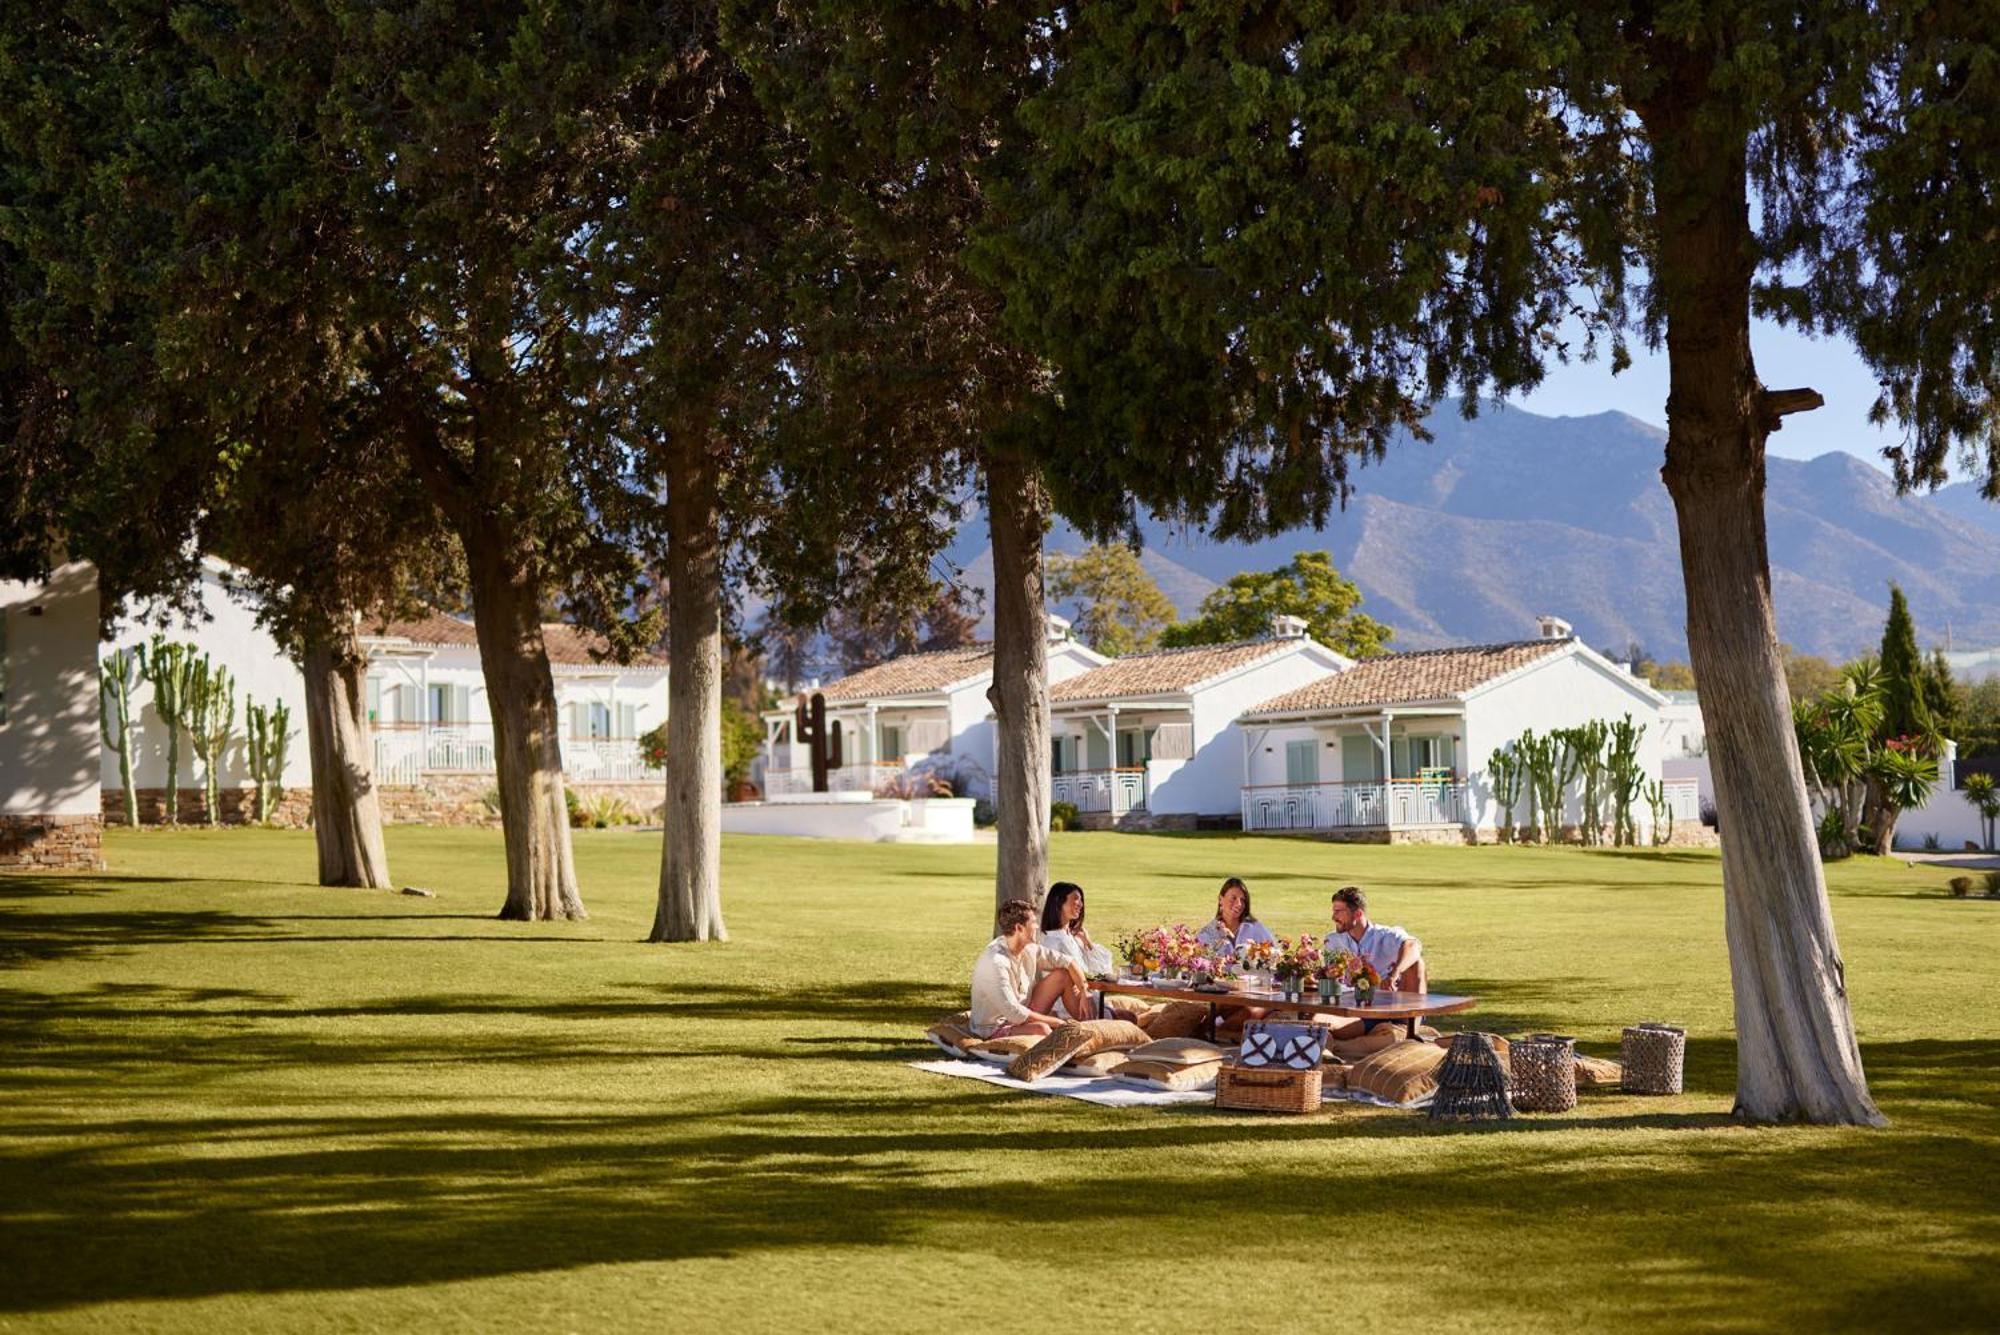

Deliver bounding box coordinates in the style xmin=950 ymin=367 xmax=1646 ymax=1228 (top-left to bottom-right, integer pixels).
xmin=1511 ymin=317 xmax=1904 ymax=472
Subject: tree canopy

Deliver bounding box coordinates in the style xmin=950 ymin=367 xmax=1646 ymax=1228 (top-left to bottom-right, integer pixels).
xmin=1046 ymin=545 xmax=1178 ymax=656
xmin=1161 ymin=552 xmax=1391 ymax=658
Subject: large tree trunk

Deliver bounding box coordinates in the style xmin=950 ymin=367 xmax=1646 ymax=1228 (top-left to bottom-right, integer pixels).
xmin=652 ymin=441 xmax=726 ymax=943
xmin=302 ymin=627 xmax=391 ymax=889
xmin=984 ymin=455 xmax=1051 ymax=919
xmin=1643 ymin=69 xmax=1883 ymax=1125
xmin=462 ymin=520 xmax=586 ymax=922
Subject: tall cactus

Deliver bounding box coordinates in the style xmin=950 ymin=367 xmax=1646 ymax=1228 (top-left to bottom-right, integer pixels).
xmin=793 ymin=691 xmax=843 ymax=793
xmin=1607 ymin=713 xmax=1648 ymax=846
xmin=1644 ymin=778 xmax=1673 ymax=847
xmin=185 ymin=657 xmax=237 ymax=827
xmin=245 ymin=699 xmax=293 ymax=825
xmin=100 ymin=647 xmax=143 ymax=828
xmin=1521 ymin=729 xmax=1580 ymax=843
xmin=143 ymin=637 xmax=198 ymax=826
xmin=1487 ymin=744 xmax=1526 ymax=843
xmin=1567 ymin=720 xmax=1611 ymax=845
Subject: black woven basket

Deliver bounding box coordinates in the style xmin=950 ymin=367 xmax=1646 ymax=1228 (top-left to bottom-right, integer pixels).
xmin=1428 ymin=1032 xmax=1512 ymax=1121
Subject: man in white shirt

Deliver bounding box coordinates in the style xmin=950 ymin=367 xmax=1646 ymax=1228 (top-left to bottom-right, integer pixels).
xmin=1323 ymin=885 xmax=1427 ymax=993
xmin=970 ymin=898 xmax=1091 ymax=1038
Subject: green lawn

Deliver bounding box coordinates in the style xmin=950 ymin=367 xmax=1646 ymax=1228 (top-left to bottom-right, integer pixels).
xmin=2 ymin=828 xmax=1996 ymax=1333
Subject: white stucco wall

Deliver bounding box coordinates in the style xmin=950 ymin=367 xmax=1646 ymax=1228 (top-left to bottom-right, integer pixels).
xmin=2 ymin=562 xmax=102 ymax=817
xmin=1146 ymin=642 xmax=1351 ymax=816
xmin=101 ymin=564 xmax=314 ymax=790
xmin=368 ymin=645 xmax=665 ymax=740
xmin=1461 ymin=649 xmax=1669 ymax=831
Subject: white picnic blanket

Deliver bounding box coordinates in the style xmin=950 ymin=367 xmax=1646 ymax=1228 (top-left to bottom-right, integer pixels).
xmin=910 ymin=1058 xmax=1429 ymax=1111
xmin=909 ymin=1059 xmax=1215 ymax=1107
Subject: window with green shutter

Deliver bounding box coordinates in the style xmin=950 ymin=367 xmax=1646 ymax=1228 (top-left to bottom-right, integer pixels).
xmin=1285 ymin=739 xmax=1319 ymax=786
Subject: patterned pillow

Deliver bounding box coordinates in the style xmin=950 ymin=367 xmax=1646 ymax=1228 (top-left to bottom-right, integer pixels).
xmin=1008 ymin=1024 xmax=1099 ymax=1082
xmin=1125 ymin=1037 xmax=1232 ymax=1068
xmin=1575 ymin=1053 xmax=1622 ymax=1087
xmin=1345 ymin=1040 xmax=1449 ymax=1106
xmin=1139 ymin=1001 xmax=1211 ymax=1040
xmin=1115 ymin=1058 xmax=1223 ymax=1092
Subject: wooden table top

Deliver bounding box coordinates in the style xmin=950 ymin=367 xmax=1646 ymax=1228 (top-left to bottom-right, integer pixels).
xmin=1087 ymin=977 xmax=1478 ymax=1021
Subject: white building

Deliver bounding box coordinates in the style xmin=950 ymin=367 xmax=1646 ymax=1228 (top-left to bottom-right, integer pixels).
xmin=762 ymin=628 xmax=1108 ymax=799
xmin=1237 ymin=626 xmax=1692 ymax=842
xmin=362 ymin=612 xmax=668 ymax=786
xmin=1046 ymin=617 xmax=1352 ymax=826
xmin=92 ymin=561 xmax=668 ymax=822
xmin=1 ymin=562 xmax=103 ymax=869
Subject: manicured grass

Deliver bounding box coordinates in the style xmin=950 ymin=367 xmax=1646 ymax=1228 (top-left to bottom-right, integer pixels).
xmin=2 ymin=828 xmax=1996 ymax=1332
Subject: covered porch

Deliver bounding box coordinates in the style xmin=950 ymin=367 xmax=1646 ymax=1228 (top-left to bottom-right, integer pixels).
xmin=1048 ymin=702 xmax=1195 ymax=817
xmin=760 ymin=700 xmax=951 ymax=797
xmin=1240 ymin=707 xmax=1469 ymax=837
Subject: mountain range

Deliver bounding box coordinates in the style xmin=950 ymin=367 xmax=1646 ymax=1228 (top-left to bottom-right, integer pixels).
xmin=947 ymin=407 xmax=2000 ymax=664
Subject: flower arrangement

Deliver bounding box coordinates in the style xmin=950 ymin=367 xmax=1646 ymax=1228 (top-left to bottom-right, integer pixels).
xmin=1325 ymin=949 xmax=1380 ymax=988
xmin=1237 ymin=939 xmax=1278 ymax=973
xmin=1116 ymin=927 xmax=1166 ymax=974
xmin=1271 ymin=934 xmax=1324 ymax=984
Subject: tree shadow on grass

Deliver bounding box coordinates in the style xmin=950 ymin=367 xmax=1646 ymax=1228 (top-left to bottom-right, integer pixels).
xmin=0 ymin=1039 xmax=1995 ymax=1324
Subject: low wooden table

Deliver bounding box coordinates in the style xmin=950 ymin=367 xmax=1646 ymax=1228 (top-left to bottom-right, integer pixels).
xmin=1088 ymin=978 xmax=1478 ymax=1041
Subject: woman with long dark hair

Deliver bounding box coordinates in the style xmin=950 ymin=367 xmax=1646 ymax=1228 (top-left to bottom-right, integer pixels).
xmin=1195 ymin=876 xmax=1276 ymax=955
xmin=1038 ymin=881 xmax=1133 ymax=1020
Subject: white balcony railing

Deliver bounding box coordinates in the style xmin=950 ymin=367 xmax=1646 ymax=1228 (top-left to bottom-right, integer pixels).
xmin=1661 ymin=778 xmax=1700 ymax=823
xmin=763 ymin=762 xmax=905 ymax=797
xmin=1052 ymin=767 xmax=1147 ymax=815
xmin=1241 ymin=779 xmax=1467 ymax=833
xmin=372 ymin=723 xmax=660 ymax=785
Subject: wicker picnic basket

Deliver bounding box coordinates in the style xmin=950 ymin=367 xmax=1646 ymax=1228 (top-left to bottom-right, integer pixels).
xmin=1620 ymin=1022 xmax=1686 ymax=1095
xmin=1428 ymin=1032 xmax=1512 ymax=1121
xmin=1215 ymin=1062 xmax=1322 ymax=1114
xmin=1510 ymin=1033 xmax=1577 ymax=1113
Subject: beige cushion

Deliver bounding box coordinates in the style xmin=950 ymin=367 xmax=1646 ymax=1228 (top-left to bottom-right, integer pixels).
xmin=1116 ymin=1058 xmax=1222 ymax=1092
xmin=1126 ymin=1037 xmax=1231 ymax=1068
xmin=1008 ymin=1024 xmax=1098 ymax=1082
xmin=927 ymin=1021 xmax=982 ymax=1058
xmin=1345 ymin=1040 xmax=1449 ymax=1106
xmin=1140 ymin=1001 xmax=1211 ymax=1040
xmin=1322 ymin=1064 xmax=1349 ymax=1093
xmin=1064 ymin=1049 xmax=1130 ymax=1077
xmin=971 ymin=1033 xmax=1045 ymax=1065
xmin=1575 ymin=1053 xmax=1622 ymax=1088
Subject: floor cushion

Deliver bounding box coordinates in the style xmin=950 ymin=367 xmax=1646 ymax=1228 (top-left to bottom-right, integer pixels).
xmin=1007 ymin=1019 xmax=1152 ymax=1083
xmin=1114 ymin=1057 xmax=1223 ymax=1092
xmin=971 ymin=1033 xmax=1046 ymax=1065
xmin=1575 ymin=1053 xmax=1623 ymax=1087
xmin=926 ymin=1012 xmax=980 ymax=1058
xmin=1139 ymin=1001 xmax=1211 ymax=1040
xmin=1064 ymin=1049 xmax=1130 ymax=1077
xmin=1344 ymin=1040 xmax=1450 ymax=1106
xmin=1125 ymin=1037 xmax=1232 ymax=1067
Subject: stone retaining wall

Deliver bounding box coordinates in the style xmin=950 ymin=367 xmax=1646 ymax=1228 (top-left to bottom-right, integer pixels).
xmin=105 ymin=777 xmax=665 ymax=829
xmin=0 ymin=814 xmax=105 ymax=871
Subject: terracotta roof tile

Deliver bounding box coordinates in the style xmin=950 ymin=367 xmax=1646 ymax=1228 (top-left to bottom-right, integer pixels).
xmin=364 ymin=612 xmax=666 ymax=668
xmin=1244 ymin=639 xmax=1569 ymax=715
xmin=1050 ymin=639 xmax=1295 ymax=702
xmin=816 ymin=645 xmax=995 ymax=702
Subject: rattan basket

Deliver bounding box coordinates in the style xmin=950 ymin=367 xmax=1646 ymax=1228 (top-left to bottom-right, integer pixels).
xmin=1429 ymin=1031 xmax=1512 ymax=1121
xmin=1620 ymin=1022 xmax=1686 ymax=1095
xmin=1216 ymin=1062 xmax=1322 ymax=1114
xmin=1511 ymin=1033 xmax=1578 ymax=1113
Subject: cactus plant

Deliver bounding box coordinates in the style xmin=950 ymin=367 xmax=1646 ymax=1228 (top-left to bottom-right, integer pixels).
xmin=1520 ymin=729 xmax=1579 ymax=843
xmin=1565 ymin=720 xmax=1611 ymax=845
xmin=793 ymin=691 xmax=843 ymax=793
xmin=142 ymin=637 xmax=199 ymax=826
xmin=1644 ymin=778 xmax=1673 ymax=846
xmin=185 ymin=656 xmax=237 ymax=827
xmin=99 ymin=647 xmax=144 ymax=828
xmin=245 ymin=698 xmax=293 ymax=825
xmin=1487 ymin=744 xmax=1526 ymax=842
xmin=1607 ymin=713 xmax=1648 ymax=846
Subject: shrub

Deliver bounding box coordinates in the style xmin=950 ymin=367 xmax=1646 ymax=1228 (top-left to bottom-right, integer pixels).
xmin=564 ymin=787 xmax=586 ymax=828
xmin=638 ymin=723 xmax=669 ymax=770
xmin=1816 ymin=809 xmax=1851 ymax=862
xmin=1699 ymin=798 xmax=1719 ymax=829
xmin=1050 ymin=800 xmax=1079 ymax=832
xmin=1949 ymin=876 xmax=1974 ymax=898
xmin=1988 ymin=871 xmax=2000 ymax=899
xmin=972 ymin=799 xmax=996 ymax=828
xmin=580 ymin=793 xmax=640 ymax=828
xmin=1921 ymin=831 xmax=1943 ymax=852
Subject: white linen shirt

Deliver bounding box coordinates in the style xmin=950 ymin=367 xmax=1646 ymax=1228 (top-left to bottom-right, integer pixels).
xmin=1195 ymin=918 xmax=1277 ymax=955
xmin=1323 ymin=922 xmax=1416 ymax=979
xmin=970 ymin=937 xmax=1058 ymax=1037
xmin=1038 ymin=926 xmax=1113 ymax=977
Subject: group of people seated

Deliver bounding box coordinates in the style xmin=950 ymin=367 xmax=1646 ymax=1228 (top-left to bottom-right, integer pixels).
xmin=970 ymin=876 xmax=1428 ymax=1042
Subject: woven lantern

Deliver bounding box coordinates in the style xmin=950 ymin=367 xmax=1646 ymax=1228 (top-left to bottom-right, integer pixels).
xmin=1511 ymin=1033 xmax=1578 ymax=1113
xmin=1428 ymin=1032 xmax=1512 ymax=1121
xmin=1620 ymin=1023 xmax=1686 ymax=1095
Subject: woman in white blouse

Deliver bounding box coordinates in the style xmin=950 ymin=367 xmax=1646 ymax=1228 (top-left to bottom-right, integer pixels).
xmin=1195 ymin=877 xmax=1277 ymax=956
xmin=1038 ymin=882 xmax=1134 ymax=1020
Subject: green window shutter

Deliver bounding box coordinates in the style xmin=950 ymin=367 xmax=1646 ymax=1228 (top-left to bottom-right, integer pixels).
xmin=1285 ymin=739 xmax=1319 ymax=786
xmin=1341 ymin=734 xmax=1381 ymax=783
